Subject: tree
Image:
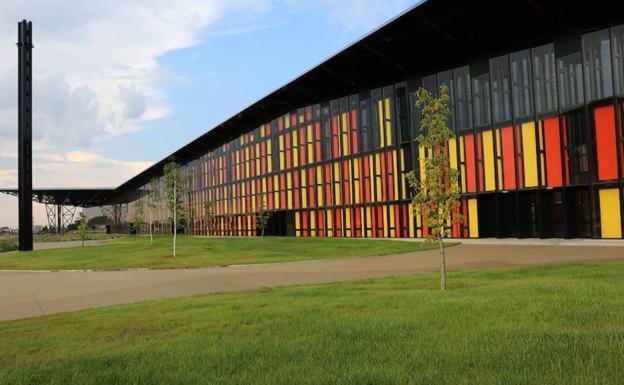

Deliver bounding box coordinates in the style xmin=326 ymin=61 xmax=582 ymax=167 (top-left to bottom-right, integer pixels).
xmin=255 ymin=197 xmax=272 ymax=237
xmin=77 ymin=212 xmax=88 ymax=247
xmin=406 ymin=84 xmax=462 ymax=291
xmin=164 ymin=160 xmax=184 ymax=257
xmin=132 ymin=195 xmax=145 ymax=234
xmin=147 ymin=177 xmax=160 ymax=242
xmin=203 ymin=199 xmax=215 ymax=236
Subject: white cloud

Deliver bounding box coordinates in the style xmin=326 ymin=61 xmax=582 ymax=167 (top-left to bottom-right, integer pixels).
xmin=324 ymin=0 xmax=413 ymax=31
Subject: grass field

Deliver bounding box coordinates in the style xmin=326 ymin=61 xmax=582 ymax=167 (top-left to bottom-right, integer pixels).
xmin=0 ymin=236 xmax=438 ymax=270
xmin=0 ymin=261 xmax=622 ymax=384
xmin=0 ymin=233 xmax=126 ymax=253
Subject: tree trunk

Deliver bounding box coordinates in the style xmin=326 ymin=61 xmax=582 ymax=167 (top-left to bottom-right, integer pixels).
xmin=438 ymin=236 xmax=446 ymax=291
xmin=149 ymin=207 xmax=153 ymax=242
xmin=262 ymin=227 xmax=265 ymax=237
xmin=173 ymin=179 xmax=177 ymax=257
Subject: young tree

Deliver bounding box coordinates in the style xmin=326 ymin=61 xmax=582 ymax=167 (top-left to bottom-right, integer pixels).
xmin=203 ymin=199 xmax=215 ymax=236
xmin=77 ymin=212 xmax=88 ymax=247
xmin=147 ymin=177 xmax=160 ymax=242
xmin=255 ymin=198 xmax=272 ymax=237
xmin=132 ymin=195 xmax=145 ymax=235
xmin=164 ymin=160 xmax=184 ymax=257
xmin=406 ymin=84 xmax=462 ymax=291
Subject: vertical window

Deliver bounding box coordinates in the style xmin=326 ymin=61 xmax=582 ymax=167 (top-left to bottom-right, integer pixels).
xmin=612 ymin=25 xmax=624 ymax=96
xmin=472 ymin=72 xmax=492 ymax=127
xmin=533 ymin=43 xmax=558 ymax=114
xmin=490 ymin=55 xmax=512 ymax=124
xmin=454 ymin=66 xmax=472 ymax=133
xmin=438 ymin=70 xmax=455 ymax=131
xmin=582 ymin=28 xmax=613 ymax=102
xmin=360 ymin=98 xmax=372 ymax=152
xmin=371 ymin=89 xmax=382 ymax=149
xmin=322 ymin=105 xmax=331 ymax=160
xmin=558 ymin=51 xmax=584 ymax=109
xmin=409 ymin=87 xmax=421 ymax=139
xmin=395 ymin=86 xmax=410 ymax=143
xmin=511 ymin=49 xmax=533 ymax=119
xmin=565 ymin=109 xmax=590 ymax=185
xmin=422 ymin=74 xmax=437 ymax=95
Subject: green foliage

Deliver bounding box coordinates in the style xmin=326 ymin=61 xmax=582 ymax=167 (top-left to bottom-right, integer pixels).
xmin=87 ymin=216 xmax=110 ymax=226
xmin=255 ymin=197 xmax=272 ymax=237
xmin=203 ymin=199 xmax=215 ymax=234
xmin=0 ymin=238 xmax=18 ymax=253
xmin=132 ymin=195 xmax=145 ymax=233
xmin=77 ymin=212 xmax=89 ymax=247
xmin=407 ymin=84 xmax=462 ymax=240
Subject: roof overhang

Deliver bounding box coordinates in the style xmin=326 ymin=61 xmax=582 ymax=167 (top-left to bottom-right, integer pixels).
xmin=0 ymin=188 xmax=121 ymax=208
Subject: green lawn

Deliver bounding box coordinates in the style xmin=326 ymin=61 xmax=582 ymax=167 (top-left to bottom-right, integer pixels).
xmin=1 ymin=261 xmax=623 ymax=384
xmin=0 ymin=236 xmax=438 ymax=270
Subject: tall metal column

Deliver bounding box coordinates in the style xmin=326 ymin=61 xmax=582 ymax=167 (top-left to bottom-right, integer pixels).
xmin=17 ymin=20 xmax=33 ymax=251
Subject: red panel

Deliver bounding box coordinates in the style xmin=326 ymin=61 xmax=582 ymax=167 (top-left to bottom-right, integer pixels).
xmin=386 ymin=151 xmax=394 ymax=200
xmin=332 ymin=116 xmax=340 ymax=158
xmin=315 ymin=123 xmax=322 ymax=161
xmin=308 ymin=168 xmax=315 ymax=207
xmin=500 ymin=126 xmax=516 ymax=190
xmin=317 ymin=210 xmax=325 ymax=237
xmin=342 ymin=160 xmax=350 ymax=204
xmin=362 ymin=158 xmax=371 ymax=202
xmin=464 ymin=134 xmax=476 ymax=193
xmin=293 ymin=172 xmax=300 ymax=209
xmin=543 ymin=118 xmax=563 ymax=187
xmin=285 ymin=134 xmax=292 ymax=169
xmin=280 ymin=174 xmax=286 ymax=208
xmin=354 ymin=208 xmax=362 ymax=237
xmin=594 ymin=106 xmax=619 ymax=181
xmin=324 ymin=165 xmax=332 ymax=206
xmin=334 ymin=209 xmax=342 ymax=237
xmin=302 ymin=211 xmax=308 ymax=237
xmin=299 ymin=127 xmax=306 ymax=164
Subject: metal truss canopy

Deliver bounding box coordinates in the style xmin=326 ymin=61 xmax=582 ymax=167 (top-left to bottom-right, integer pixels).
xmin=0 ymin=188 xmax=119 ymax=208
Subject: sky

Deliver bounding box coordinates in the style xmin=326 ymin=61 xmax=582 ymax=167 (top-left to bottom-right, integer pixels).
xmin=0 ymin=0 xmax=420 ymax=227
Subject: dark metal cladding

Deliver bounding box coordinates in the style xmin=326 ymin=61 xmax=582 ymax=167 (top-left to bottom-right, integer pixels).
xmin=17 ymin=20 xmax=33 ymax=251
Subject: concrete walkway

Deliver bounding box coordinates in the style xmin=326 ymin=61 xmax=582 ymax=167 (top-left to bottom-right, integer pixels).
xmin=1 ymin=243 xmax=623 ymax=321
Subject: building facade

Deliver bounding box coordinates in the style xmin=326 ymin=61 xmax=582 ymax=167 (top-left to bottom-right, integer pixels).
xmin=127 ymin=23 xmax=624 ymax=240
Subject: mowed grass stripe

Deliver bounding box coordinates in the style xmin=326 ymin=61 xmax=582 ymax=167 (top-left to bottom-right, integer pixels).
xmin=0 ymin=236 xmax=438 ymax=271
xmin=1 ymin=261 xmax=623 ymax=384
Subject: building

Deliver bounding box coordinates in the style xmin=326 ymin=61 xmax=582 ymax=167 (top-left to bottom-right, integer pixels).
xmin=4 ymin=0 xmax=624 ymax=239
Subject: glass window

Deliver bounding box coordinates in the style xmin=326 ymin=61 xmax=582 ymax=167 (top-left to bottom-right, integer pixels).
xmin=422 ymin=74 xmax=437 ymax=96
xmin=360 ymin=98 xmax=372 ymax=152
xmin=582 ymin=28 xmax=613 ymax=102
xmin=438 ymin=70 xmax=455 ymax=131
xmin=565 ymin=109 xmax=590 ymax=185
xmin=532 ymin=43 xmax=558 ymax=114
xmin=454 ymin=66 xmax=472 ymax=132
xmin=321 ymin=105 xmax=331 ymax=160
xmin=472 ymin=72 xmax=492 ymax=127
xmin=371 ymin=89 xmax=382 ymax=149
xmin=395 ymin=86 xmax=410 ymax=143
xmin=613 ymin=25 xmax=624 ymax=96
xmin=558 ymin=51 xmax=584 ymax=109
xmin=490 ymin=55 xmax=512 ymax=123
xmin=511 ymin=49 xmax=533 ymax=119
xmin=409 ymin=88 xmax=421 ymax=140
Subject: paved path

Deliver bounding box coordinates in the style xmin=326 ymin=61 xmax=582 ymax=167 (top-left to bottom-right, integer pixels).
xmin=1 ymin=243 xmax=623 ymax=321
xmin=34 ymin=240 xmax=102 ymax=250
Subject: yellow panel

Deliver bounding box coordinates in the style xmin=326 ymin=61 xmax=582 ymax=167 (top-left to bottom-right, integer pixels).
xmin=538 ymin=122 xmax=546 ymax=186
xmin=295 ymin=212 xmax=301 ymax=230
xmin=521 ymin=122 xmax=539 ymax=188
xmin=310 ymin=212 xmax=316 ymax=237
xmin=345 ymin=208 xmax=352 ymax=237
xmin=389 ymin=205 xmax=395 ymax=238
xmin=393 ymin=150 xmax=399 ymax=200
xmin=459 ymin=138 xmax=466 ymax=192
xmin=378 ymin=100 xmax=385 ymax=147
xmin=385 ymin=98 xmax=392 ymax=146
xmin=285 ymin=115 xmax=290 ymax=129
xmin=382 ymin=206 xmax=389 ymax=238
xmin=327 ymin=210 xmax=333 ymax=237
xmin=482 ymin=130 xmax=496 ymax=191
xmin=366 ymin=206 xmax=372 ymax=237
xmin=468 ymin=198 xmax=479 ymax=238
xmin=418 ymin=145 xmax=426 ymax=183
xmin=342 ymin=113 xmax=349 ymax=156
xmin=301 ymin=170 xmax=307 ymax=208
xmin=600 ymin=189 xmax=622 ymax=239
xmin=408 ymin=204 xmax=415 ymax=238
xmin=448 ymin=138 xmax=458 ymax=170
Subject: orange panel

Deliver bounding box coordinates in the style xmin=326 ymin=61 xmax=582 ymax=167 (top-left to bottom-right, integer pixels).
xmin=594 ymin=106 xmax=619 ymax=181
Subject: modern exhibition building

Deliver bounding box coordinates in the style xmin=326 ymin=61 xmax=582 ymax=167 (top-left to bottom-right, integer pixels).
xmin=6 ymin=0 xmax=624 ymax=239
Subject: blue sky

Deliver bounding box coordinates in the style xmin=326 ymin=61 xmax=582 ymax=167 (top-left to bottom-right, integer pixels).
xmin=95 ymin=1 xmax=420 ymax=161
xmin=0 ymin=0 xmax=420 ymax=226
